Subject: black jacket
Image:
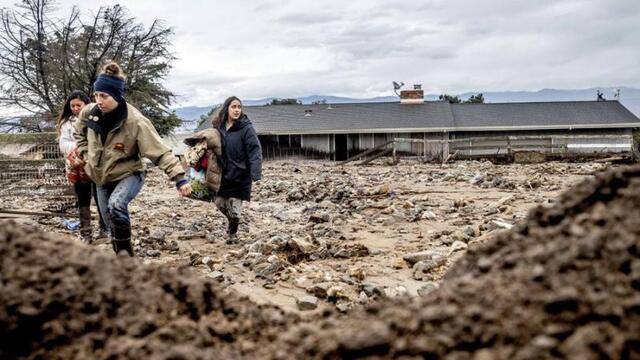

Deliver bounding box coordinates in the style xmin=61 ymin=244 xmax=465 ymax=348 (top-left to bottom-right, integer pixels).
xmin=217 ymin=115 xmax=262 ymax=201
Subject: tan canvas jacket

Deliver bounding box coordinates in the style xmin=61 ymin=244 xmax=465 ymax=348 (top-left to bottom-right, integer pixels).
xmin=74 ymin=103 xmax=184 ymax=186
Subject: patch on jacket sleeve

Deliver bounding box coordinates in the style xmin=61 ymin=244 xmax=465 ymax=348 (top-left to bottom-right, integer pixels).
xmin=114 ymin=143 xmax=126 ymax=152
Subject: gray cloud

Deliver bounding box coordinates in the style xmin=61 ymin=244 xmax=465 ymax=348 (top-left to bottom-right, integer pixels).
xmin=275 ymin=13 xmax=341 ymax=25
xmin=0 ymin=0 xmax=637 ymax=108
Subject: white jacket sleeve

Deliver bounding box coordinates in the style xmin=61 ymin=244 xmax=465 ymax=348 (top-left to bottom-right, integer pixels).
xmin=58 ymin=119 xmax=77 ymax=156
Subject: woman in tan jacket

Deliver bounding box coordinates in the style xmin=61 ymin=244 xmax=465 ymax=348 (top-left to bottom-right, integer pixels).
xmin=74 ymin=61 xmax=191 ymax=256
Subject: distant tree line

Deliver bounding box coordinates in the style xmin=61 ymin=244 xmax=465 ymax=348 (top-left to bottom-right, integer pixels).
xmin=267 ymin=98 xmax=301 ymax=105
xmin=438 ymin=93 xmax=485 ymax=104
xmin=0 ymin=0 xmax=180 ymax=135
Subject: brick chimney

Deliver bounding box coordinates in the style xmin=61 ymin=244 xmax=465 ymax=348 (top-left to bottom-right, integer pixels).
xmin=400 ymin=84 xmax=424 ymax=104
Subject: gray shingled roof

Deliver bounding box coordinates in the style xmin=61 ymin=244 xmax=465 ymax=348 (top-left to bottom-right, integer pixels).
xmin=197 ymin=100 xmax=640 ymax=134
xmin=451 ymin=101 xmax=640 ymax=130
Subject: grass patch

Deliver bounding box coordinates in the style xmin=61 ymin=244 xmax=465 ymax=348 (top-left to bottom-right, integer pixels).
xmin=0 ymin=132 xmax=57 ymax=144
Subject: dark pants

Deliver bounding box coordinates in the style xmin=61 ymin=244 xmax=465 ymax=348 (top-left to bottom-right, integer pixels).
xmin=74 ymin=180 xmax=107 ymax=231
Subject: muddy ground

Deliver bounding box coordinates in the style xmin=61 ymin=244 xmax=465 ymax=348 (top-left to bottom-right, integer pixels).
xmin=1 ymin=161 xmax=639 ymax=359
xmin=3 ymin=160 xmax=610 ymax=313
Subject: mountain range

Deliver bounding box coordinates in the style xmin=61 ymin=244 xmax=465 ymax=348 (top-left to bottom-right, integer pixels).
xmin=174 ymin=87 xmax=640 ymax=130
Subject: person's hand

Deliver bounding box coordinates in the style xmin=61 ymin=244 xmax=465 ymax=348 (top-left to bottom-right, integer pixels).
xmin=178 ymin=183 xmax=192 ymax=197
xmin=68 ymin=147 xmax=86 ymax=167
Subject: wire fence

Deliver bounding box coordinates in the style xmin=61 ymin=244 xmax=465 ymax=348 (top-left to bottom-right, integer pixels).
xmin=0 ymin=133 xmax=74 ymax=210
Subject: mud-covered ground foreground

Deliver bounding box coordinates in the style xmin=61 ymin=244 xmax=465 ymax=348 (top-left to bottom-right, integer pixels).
xmin=4 ymin=160 xmax=609 ymax=313
xmin=1 ymin=161 xmax=639 ymax=358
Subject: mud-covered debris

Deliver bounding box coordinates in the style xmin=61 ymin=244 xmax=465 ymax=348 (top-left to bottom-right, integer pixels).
xmin=330 ymin=243 xmax=369 ymax=258
xmin=412 ymin=256 xmax=447 ymax=280
xmin=417 ymin=282 xmax=439 ymax=297
xmin=402 ymin=250 xmax=440 ymax=265
xmin=307 ymin=282 xmax=332 ymax=299
xmin=296 ymin=295 xmax=319 ymax=311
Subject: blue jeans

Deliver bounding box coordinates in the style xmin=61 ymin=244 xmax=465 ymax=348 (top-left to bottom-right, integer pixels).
xmin=96 ymin=172 xmax=145 ymax=237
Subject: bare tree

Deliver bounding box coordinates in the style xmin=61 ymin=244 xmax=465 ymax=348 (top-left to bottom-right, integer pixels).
xmin=0 ymin=0 xmax=180 ymax=135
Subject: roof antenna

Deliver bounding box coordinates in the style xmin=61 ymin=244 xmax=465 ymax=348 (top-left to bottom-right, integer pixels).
xmin=393 ymin=81 xmax=405 ymax=96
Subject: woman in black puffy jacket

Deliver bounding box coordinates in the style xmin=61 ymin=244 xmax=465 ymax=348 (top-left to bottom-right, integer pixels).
xmin=211 ymin=96 xmax=262 ymax=243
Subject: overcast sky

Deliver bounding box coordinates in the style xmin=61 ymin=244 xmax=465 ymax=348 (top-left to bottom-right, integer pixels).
xmin=1 ymin=0 xmax=639 ymax=108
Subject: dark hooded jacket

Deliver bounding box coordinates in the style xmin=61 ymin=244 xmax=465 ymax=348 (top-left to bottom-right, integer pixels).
xmin=217 ymin=114 xmax=262 ymax=201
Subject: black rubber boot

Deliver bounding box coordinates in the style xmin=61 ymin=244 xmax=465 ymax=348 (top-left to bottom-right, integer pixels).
xmin=110 ymin=216 xmax=134 ymax=257
xmin=78 ymin=207 xmax=92 ymax=244
xmin=226 ymin=217 xmax=240 ymax=244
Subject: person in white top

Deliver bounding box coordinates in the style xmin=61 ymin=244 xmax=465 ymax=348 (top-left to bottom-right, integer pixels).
xmin=56 ymin=90 xmax=106 ymax=243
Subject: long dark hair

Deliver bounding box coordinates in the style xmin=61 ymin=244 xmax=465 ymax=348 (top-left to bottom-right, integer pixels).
xmin=211 ymin=96 xmax=242 ymax=127
xmin=56 ymin=90 xmax=91 ymax=138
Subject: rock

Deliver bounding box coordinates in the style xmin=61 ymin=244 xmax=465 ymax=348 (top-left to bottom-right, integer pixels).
xmin=243 ymin=253 xmax=267 ymax=268
xmin=383 ymin=287 xmax=397 ymax=298
xmin=336 ymin=302 xmax=350 ymax=312
xmin=470 ymin=172 xmax=485 ymax=185
xmin=402 ymin=250 xmax=439 ymax=265
xmin=288 ymin=237 xmax=316 ymax=255
xmin=287 ymin=188 xmax=305 ymax=201
xmin=307 ymin=282 xmax=332 ymax=299
xmin=395 ymin=285 xmax=408 ymax=297
xmin=205 ymin=233 xmax=217 ymax=242
xmin=318 ymin=200 xmax=338 ymax=210
xmin=485 ymin=206 xmax=499 ymax=215
xmin=392 ymin=258 xmax=405 ymax=269
xmin=492 ymin=220 xmax=514 ymax=229
xmin=145 ymin=249 xmax=161 ymax=257
xmin=294 ymin=276 xmax=312 ymax=289
xmin=421 ymin=211 xmax=437 ymax=220
xmin=417 ymin=282 xmax=438 ymax=297
xmin=371 ymin=184 xmax=391 ymax=195
xmin=452 ymin=231 xmax=472 ymax=243
xmin=202 ymin=256 xmax=216 ymax=270
xmin=189 ymin=252 xmax=202 ymax=266
xmin=440 ymin=236 xmax=454 ymax=245
xmin=330 ymin=243 xmax=370 ymax=258
xmin=253 ymin=260 xmax=285 ymax=279
xmin=531 ymin=335 xmax=558 ymax=349
xmin=273 ymin=210 xmax=290 ymax=221
xmin=296 ymin=295 xmax=319 ymax=311
xmin=450 ymin=240 xmax=468 ymax=252
xmin=267 ymin=235 xmax=288 ymax=251
xmin=148 ymin=230 xmax=167 ymax=242
xmin=337 ymin=321 xmax=392 ymax=354
xmin=347 ymin=267 xmax=366 ymax=281
xmin=357 ymin=291 xmax=369 ymax=304
xmin=413 ymin=256 xmax=446 ymax=280
xmin=339 ymin=275 xmax=356 ymax=285
xmin=327 ymin=285 xmax=348 ymax=302
xmin=208 ymin=271 xmax=224 ymax=282
xmin=308 ymin=212 xmax=330 ymax=223
xmin=381 ymin=216 xmax=400 ymax=226
xmin=478 ymin=257 xmax=492 ymax=272
xmin=463 ymin=226 xmax=476 ymax=238
xmin=247 ymin=240 xmax=270 ymax=255
xmin=162 ymin=240 xmax=179 ymax=252
xmin=360 ymin=283 xmax=385 ymax=298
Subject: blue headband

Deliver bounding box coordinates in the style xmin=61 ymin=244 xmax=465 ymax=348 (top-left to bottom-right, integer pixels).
xmin=93 ymin=74 xmax=125 ymax=102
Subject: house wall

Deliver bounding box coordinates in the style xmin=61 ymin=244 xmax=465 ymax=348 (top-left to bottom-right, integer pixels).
xmin=259 ymin=128 xmax=635 ymax=161
xmin=450 ymin=129 xmax=633 ymax=157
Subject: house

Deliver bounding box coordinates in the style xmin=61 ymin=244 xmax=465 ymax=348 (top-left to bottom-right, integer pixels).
xmin=196 ymin=87 xmax=640 ymax=161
